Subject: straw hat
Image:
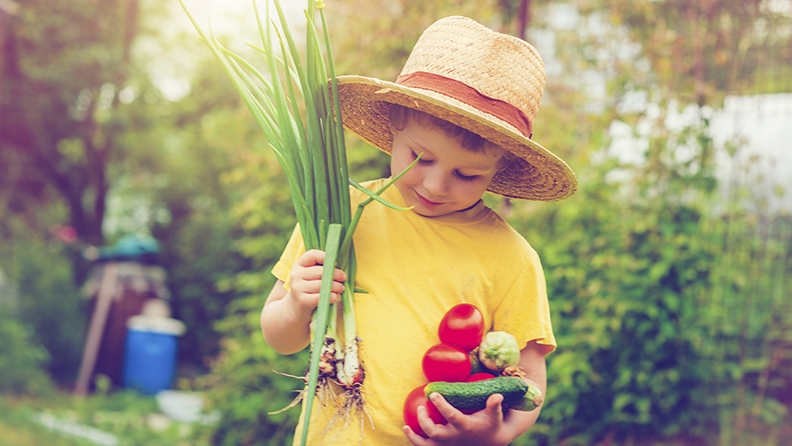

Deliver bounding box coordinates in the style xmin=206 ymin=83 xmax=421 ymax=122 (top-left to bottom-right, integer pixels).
xmin=337 ymin=15 xmax=577 ymax=201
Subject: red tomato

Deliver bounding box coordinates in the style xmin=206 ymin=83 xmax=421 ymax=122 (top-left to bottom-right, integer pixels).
xmin=422 ymin=343 xmax=472 ymax=382
xmin=403 ymin=384 xmax=447 ymax=438
xmin=466 ymin=372 xmax=496 ymax=382
xmin=438 ymin=303 xmax=485 ymax=352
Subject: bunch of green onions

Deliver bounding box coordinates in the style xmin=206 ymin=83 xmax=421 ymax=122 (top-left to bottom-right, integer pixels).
xmin=179 ymin=0 xmax=415 ymax=443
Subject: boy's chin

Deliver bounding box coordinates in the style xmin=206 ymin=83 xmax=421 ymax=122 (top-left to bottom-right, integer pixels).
xmin=410 ymin=203 xmax=470 ymax=218
xmin=412 ymin=207 xmax=446 ymax=217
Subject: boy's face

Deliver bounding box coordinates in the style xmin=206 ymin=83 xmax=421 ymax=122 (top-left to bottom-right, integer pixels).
xmin=390 ymin=118 xmax=502 ymax=217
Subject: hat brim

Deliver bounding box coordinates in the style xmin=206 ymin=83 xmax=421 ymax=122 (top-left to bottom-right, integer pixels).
xmin=336 ymin=75 xmax=577 ymax=201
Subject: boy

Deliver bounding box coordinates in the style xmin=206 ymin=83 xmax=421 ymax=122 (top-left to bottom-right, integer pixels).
xmin=261 ymin=15 xmax=576 ymax=445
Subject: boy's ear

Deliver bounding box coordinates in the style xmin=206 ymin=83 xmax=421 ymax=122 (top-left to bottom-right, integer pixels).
xmin=386 ymin=119 xmax=397 ymax=135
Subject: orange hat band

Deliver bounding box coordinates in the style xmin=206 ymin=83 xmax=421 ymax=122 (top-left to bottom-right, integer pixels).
xmin=396 ymin=71 xmax=533 ymax=139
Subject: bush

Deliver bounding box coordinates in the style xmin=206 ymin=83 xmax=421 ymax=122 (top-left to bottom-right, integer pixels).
xmin=0 ymin=207 xmax=89 ymax=388
xmin=509 ymin=181 xmax=716 ymax=444
xmin=0 ymin=311 xmax=53 ymax=396
xmin=505 ymin=119 xmax=792 ymax=444
xmin=2 ymin=224 xmax=88 ymax=386
xmin=196 ymin=294 xmax=308 ymax=445
xmin=190 ymin=147 xmax=310 ymax=445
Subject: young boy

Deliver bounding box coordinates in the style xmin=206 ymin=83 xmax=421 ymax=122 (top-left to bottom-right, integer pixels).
xmin=261 ymin=15 xmax=576 ymax=446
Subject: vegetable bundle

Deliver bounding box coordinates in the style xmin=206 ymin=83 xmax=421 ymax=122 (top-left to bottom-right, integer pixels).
xmin=404 ymin=304 xmax=543 ymax=438
xmin=179 ymin=1 xmax=414 ymax=444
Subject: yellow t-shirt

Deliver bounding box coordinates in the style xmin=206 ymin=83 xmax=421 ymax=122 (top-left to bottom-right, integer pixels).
xmin=271 ymin=178 xmax=555 ymax=445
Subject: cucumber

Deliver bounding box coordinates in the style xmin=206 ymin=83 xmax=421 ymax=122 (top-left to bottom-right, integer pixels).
xmin=424 ymin=376 xmax=544 ymax=412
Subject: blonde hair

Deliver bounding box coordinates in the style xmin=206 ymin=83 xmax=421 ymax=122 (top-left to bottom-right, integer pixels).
xmin=388 ymin=104 xmax=516 ymax=171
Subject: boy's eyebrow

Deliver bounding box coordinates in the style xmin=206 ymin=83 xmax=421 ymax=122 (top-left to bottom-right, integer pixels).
xmin=409 ymin=140 xmax=433 ymax=157
xmin=409 ymin=138 xmax=498 ymax=171
xmin=459 ymin=163 xmax=498 ymax=173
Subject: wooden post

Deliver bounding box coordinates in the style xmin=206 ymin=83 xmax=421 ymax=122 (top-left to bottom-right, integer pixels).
xmin=74 ymin=262 xmax=118 ymax=395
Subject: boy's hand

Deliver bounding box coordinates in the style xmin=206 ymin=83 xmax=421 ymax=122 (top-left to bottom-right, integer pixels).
xmin=261 ymin=249 xmax=346 ymax=354
xmin=403 ymin=392 xmax=510 ymax=446
xmin=285 ymin=249 xmax=346 ymax=320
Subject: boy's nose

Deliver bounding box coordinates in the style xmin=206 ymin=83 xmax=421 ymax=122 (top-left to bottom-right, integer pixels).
xmin=423 ymin=171 xmax=449 ymax=197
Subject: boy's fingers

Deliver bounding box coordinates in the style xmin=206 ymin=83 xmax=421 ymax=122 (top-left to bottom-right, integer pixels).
xmin=297 ymin=249 xmax=325 ymax=267
xmin=402 ymin=425 xmax=430 ymax=445
xmin=296 ymin=250 xmax=347 ymax=283
xmin=416 ymin=406 xmax=447 ymax=441
xmin=428 ymin=392 xmax=504 ymax=429
xmin=485 ymin=393 xmax=505 ymax=421
xmin=428 ymin=393 xmax=465 ymax=428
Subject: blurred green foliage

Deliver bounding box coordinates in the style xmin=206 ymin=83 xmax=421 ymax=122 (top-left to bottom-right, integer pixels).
xmin=0 ymin=382 xmax=212 ymax=445
xmin=511 ymin=128 xmax=720 ymax=443
xmin=0 ymin=0 xmax=255 ymax=377
xmin=0 ymin=311 xmax=53 ymax=396
xmin=0 ymin=215 xmax=86 ymax=386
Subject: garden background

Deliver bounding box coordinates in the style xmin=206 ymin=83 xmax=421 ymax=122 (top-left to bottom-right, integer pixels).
xmin=1 ymin=0 xmax=791 ymax=444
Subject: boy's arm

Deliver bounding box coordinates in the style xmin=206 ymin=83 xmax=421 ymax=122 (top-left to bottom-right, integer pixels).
xmin=500 ymin=340 xmax=548 ymax=437
xmin=405 ymin=340 xmax=547 ymax=446
xmin=260 ymin=280 xmax=311 ymax=354
xmin=260 ymin=249 xmax=346 ymax=355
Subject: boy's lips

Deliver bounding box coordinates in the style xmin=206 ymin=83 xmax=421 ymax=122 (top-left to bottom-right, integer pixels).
xmin=415 ymin=191 xmax=444 ymax=207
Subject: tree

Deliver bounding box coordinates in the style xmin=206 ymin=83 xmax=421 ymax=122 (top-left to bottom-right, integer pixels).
xmin=0 ymin=0 xmax=147 ymax=247
xmin=603 ymin=0 xmax=792 ymax=104
xmin=0 ymin=0 xmax=257 ymax=377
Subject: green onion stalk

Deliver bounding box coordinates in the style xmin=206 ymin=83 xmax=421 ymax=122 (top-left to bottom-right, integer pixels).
xmin=179 ymin=0 xmax=415 ymax=442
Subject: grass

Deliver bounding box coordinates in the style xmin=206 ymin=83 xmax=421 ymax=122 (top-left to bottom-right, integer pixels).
xmin=0 ymin=416 xmax=88 ymax=446
xmin=0 ymin=386 xmax=213 ymax=446
xmin=0 ymin=396 xmax=92 ymax=446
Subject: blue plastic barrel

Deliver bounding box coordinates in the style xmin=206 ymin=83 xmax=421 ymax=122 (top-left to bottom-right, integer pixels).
xmin=122 ymin=315 xmax=185 ymax=395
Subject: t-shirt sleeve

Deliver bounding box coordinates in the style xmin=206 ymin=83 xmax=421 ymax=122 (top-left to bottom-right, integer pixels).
xmin=492 ymin=246 xmax=556 ymax=355
xmin=271 ymin=224 xmax=306 ymax=289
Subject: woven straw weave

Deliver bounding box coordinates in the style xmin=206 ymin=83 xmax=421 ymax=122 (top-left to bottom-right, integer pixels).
xmin=337 ymin=16 xmax=577 ymax=201
xmin=400 ymin=16 xmax=546 ymax=127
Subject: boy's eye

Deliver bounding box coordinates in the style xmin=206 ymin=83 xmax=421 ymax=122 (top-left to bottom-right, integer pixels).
xmin=455 ymin=171 xmax=479 ymax=182
xmin=411 ymin=150 xmax=432 ymax=164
